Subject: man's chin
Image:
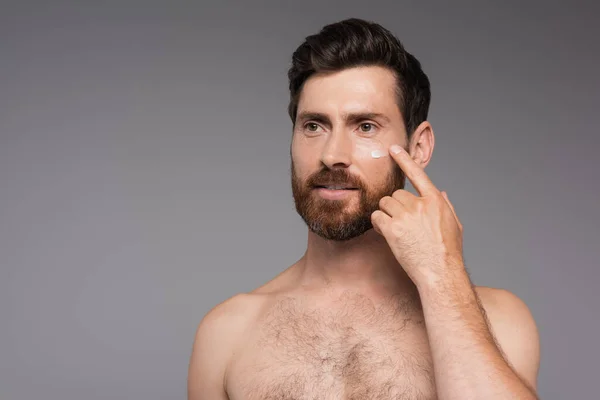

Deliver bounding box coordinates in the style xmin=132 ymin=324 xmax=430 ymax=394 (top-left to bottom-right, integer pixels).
xmin=306 ymin=217 xmax=373 ymax=241
xmin=310 ymin=228 xmax=371 ymax=242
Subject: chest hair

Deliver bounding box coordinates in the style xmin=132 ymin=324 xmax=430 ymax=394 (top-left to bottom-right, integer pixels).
xmin=234 ymin=291 xmax=436 ymax=400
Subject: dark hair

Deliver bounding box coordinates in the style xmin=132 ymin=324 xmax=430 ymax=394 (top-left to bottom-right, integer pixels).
xmin=287 ymin=18 xmax=431 ymax=137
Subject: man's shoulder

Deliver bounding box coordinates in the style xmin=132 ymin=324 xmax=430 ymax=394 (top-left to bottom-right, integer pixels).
xmin=196 ymin=292 xmax=267 ymax=339
xmin=473 ymin=285 xmax=539 ymax=344
xmin=474 ymin=286 xmax=536 ymax=325
xmin=189 ymin=292 xmax=271 ymax=392
xmin=197 ymin=265 xmax=298 ymax=335
xmin=475 ymin=285 xmax=525 ymax=308
xmin=473 ymin=285 xmax=540 ymax=390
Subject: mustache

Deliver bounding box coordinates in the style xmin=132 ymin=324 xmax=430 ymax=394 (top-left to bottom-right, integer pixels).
xmin=306 ymin=168 xmax=364 ymax=189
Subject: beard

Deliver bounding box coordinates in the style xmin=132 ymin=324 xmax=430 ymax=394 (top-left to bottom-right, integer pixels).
xmin=291 ymin=160 xmax=406 ymax=241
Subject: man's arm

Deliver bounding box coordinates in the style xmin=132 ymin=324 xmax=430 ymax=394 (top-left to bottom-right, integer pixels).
xmin=187 ymin=305 xmax=230 ymax=400
xmin=371 ymin=146 xmax=540 ymax=399
xmin=418 ymin=271 xmax=540 ymax=400
xmin=477 ymin=286 xmax=540 ymax=392
xmin=188 ymin=294 xmax=251 ymax=400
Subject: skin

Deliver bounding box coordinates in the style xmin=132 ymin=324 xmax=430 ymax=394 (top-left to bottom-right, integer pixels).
xmin=188 ymin=66 xmax=541 ymax=399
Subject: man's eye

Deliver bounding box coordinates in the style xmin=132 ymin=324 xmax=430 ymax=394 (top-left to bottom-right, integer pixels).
xmin=305 ymin=123 xmax=320 ymax=131
xmin=360 ymin=123 xmax=375 ymax=132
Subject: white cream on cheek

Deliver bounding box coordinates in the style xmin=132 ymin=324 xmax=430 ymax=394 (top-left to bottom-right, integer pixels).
xmin=353 ymin=136 xmax=388 ymax=160
xmin=370 ymin=149 xmax=385 ymax=158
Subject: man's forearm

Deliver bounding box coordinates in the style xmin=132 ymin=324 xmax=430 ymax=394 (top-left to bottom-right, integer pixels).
xmin=417 ymin=265 xmax=537 ymax=400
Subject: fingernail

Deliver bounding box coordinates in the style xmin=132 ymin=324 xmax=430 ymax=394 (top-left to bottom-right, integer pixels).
xmin=390 ymin=144 xmax=402 ymax=154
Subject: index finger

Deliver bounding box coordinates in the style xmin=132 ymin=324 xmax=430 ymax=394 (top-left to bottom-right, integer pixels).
xmin=389 ymin=144 xmax=438 ymax=196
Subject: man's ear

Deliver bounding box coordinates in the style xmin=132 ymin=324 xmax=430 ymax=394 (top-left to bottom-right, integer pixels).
xmin=407 ymin=121 xmax=435 ymax=168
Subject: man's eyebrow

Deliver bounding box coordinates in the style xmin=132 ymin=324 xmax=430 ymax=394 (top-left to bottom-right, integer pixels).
xmin=296 ymin=111 xmax=390 ymax=125
xmin=344 ymin=112 xmax=390 ymax=123
xmin=296 ymin=112 xmax=331 ymax=125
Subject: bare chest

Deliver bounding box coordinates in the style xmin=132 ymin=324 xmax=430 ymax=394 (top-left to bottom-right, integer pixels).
xmin=226 ymin=293 xmax=437 ymax=400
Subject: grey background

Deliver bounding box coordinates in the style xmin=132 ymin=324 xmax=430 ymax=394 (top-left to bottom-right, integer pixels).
xmin=1 ymin=0 xmax=599 ymax=398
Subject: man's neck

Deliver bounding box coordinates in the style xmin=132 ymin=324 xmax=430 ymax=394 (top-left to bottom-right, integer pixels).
xmin=295 ymin=228 xmax=416 ymax=296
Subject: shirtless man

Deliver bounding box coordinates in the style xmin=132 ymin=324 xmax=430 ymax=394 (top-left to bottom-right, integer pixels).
xmin=188 ymin=18 xmax=540 ymax=399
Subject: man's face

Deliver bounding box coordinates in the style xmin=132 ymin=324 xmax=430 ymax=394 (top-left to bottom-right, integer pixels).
xmin=291 ymin=66 xmax=408 ymax=241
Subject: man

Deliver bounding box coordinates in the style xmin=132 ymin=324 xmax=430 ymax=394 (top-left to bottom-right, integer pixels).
xmin=188 ymin=18 xmax=540 ymax=400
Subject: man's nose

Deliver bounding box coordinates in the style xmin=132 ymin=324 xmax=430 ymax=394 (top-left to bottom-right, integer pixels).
xmin=320 ymin=131 xmax=353 ymax=169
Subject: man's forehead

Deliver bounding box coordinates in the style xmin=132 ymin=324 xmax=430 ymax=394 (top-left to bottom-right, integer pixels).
xmin=297 ymin=66 xmax=398 ymax=116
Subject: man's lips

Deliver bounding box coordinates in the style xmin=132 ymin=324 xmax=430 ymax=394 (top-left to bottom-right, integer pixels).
xmin=313 ymin=185 xmax=359 ymax=190
xmin=313 ymin=186 xmax=359 ymax=200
